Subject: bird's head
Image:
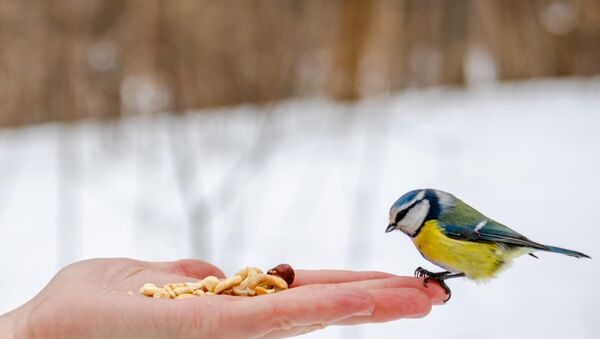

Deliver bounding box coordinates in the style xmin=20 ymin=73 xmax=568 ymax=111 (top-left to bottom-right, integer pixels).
xmin=386 ymin=189 xmax=455 ymax=237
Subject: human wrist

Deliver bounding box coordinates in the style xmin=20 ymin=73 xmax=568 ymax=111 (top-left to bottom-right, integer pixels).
xmin=0 ymin=306 xmax=29 ymax=339
xmin=0 ymin=310 xmax=16 ymax=338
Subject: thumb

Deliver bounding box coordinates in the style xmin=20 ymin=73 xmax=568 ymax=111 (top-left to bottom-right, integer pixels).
xmin=155 ymin=259 xmax=226 ymax=279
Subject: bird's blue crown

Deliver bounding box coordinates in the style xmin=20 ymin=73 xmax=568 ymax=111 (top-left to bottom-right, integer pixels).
xmin=391 ymin=189 xmax=422 ymax=210
xmin=391 ymin=189 xmax=455 ymax=223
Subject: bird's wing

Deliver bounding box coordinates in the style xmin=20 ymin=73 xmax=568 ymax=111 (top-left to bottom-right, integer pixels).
xmin=438 ymin=199 xmax=548 ymax=250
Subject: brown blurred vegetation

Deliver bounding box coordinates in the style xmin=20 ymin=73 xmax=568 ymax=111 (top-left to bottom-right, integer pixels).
xmin=0 ymin=0 xmax=599 ymax=126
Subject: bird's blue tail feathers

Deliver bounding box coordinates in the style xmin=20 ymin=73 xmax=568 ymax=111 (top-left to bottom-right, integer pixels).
xmin=544 ymin=245 xmax=590 ymax=258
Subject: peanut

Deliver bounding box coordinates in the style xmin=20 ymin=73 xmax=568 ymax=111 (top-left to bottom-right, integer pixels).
xmin=153 ymin=289 xmax=171 ymax=299
xmin=164 ymin=285 xmax=177 ymax=299
xmin=193 ymin=289 xmax=206 ymax=296
xmin=139 ymin=283 xmax=159 ymax=296
xmin=214 ymin=275 xmax=242 ymax=294
xmin=137 ymin=264 xmax=294 ymax=300
xmin=185 ymin=282 xmax=203 ymax=291
xmin=200 ymin=276 xmax=221 ymax=292
xmin=173 ymin=286 xmax=193 ymax=295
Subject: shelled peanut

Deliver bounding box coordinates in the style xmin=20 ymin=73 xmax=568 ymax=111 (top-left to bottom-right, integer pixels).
xmin=139 ymin=264 xmax=295 ymax=299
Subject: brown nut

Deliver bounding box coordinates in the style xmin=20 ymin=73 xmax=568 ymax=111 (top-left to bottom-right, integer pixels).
xmin=267 ymin=264 xmax=295 ymax=286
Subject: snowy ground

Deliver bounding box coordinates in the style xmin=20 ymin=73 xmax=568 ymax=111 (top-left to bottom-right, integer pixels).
xmin=1 ymin=78 xmax=599 ymax=338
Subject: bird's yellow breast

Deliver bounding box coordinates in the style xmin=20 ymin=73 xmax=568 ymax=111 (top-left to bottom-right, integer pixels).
xmin=412 ymin=220 xmax=522 ymax=280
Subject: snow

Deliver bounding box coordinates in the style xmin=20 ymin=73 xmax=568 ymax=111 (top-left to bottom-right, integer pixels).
xmin=1 ymin=78 xmax=599 ymax=338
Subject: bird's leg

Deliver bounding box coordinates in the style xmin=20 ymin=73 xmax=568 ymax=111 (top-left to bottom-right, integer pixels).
xmin=442 ymin=272 xmax=466 ymax=280
xmin=414 ymin=267 xmax=465 ymax=302
xmin=414 ymin=267 xmax=453 ymax=301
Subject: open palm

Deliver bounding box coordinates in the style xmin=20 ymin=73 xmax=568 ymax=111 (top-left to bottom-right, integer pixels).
xmin=3 ymin=258 xmax=446 ymax=338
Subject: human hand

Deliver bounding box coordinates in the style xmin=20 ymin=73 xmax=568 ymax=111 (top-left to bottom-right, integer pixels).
xmin=0 ymin=258 xmax=446 ymax=338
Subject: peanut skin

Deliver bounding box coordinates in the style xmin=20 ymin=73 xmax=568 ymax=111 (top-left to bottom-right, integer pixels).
xmin=267 ymin=264 xmax=295 ymax=286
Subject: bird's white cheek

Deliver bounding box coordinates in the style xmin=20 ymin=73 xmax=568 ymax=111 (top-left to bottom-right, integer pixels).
xmin=400 ymin=200 xmax=430 ymax=235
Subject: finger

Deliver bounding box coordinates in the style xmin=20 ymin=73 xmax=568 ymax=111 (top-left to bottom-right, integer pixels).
xmin=334 ymin=287 xmax=432 ymax=325
xmin=259 ymin=285 xmax=435 ymax=337
xmin=154 ymin=259 xmax=226 ymax=279
xmin=332 ymin=276 xmax=447 ymax=304
xmin=221 ymin=285 xmax=375 ymax=338
xmin=292 ymin=270 xmax=395 ymax=286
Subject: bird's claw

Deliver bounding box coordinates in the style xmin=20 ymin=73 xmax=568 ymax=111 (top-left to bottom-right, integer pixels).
xmin=414 ymin=266 xmax=428 ymax=279
xmin=414 ymin=267 xmax=453 ymax=302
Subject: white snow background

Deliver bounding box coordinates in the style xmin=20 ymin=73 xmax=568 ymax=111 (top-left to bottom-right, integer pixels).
xmin=1 ymin=78 xmax=599 ymax=338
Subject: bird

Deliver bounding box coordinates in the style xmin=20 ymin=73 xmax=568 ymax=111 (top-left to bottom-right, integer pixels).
xmin=386 ymin=189 xmax=590 ymax=301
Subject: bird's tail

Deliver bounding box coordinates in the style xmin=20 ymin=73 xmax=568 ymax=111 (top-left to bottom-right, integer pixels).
xmin=543 ymin=245 xmax=591 ymax=258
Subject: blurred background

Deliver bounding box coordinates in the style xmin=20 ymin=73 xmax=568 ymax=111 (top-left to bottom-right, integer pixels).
xmin=1 ymin=0 xmax=599 ymax=338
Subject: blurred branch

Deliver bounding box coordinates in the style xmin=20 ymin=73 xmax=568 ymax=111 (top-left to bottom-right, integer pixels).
xmin=1 ymin=0 xmax=599 ymax=126
xmin=0 ymin=136 xmax=25 ymax=224
xmin=165 ymin=115 xmax=211 ymax=259
xmin=327 ymin=0 xmax=373 ymax=100
xmin=56 ymin=126 xmax=81 ymax=267
xmin=164 ymin=108 xmax=279 ymax=261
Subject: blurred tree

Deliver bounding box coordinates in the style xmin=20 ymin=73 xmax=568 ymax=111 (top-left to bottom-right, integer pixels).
xmin=327 ymin=0 xmax=372 ymax=100
xmin=0 ymin=0 xmax=599 ymax=126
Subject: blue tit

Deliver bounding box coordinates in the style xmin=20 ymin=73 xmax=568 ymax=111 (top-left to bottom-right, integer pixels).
xmin=386 ymin=189 xmax=590 ymax=301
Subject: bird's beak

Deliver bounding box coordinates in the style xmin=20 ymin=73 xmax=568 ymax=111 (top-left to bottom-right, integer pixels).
xmin=385 ymin=223 xmax=396 ymax=233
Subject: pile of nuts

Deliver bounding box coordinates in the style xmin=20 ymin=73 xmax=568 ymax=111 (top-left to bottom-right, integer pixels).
xmin=139 ymin=264 xmax=295 ymax=299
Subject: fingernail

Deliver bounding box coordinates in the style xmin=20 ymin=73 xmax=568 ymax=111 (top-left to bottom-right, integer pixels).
xmin=432 ymin=299 xmax=445 ymax=306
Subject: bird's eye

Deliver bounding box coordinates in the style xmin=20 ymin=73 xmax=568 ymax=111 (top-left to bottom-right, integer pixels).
xmin=395 ymin=208 xmax=409 ymax=223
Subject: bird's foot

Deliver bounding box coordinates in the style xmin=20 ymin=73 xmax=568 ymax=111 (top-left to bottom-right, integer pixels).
xmin=414 ymin=267 xmax=453 ymax=302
